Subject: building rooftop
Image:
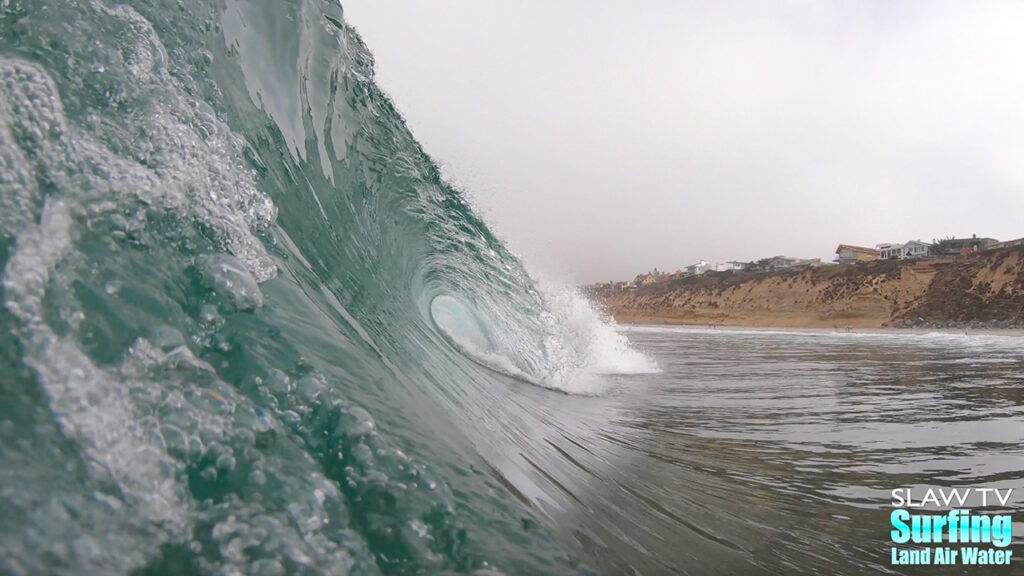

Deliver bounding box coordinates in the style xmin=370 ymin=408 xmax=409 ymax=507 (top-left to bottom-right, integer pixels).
xmin=836 ymin=244 xmax=880 ymax=254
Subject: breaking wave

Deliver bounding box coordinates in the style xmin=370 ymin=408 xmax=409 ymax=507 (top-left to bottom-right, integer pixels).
xmin=0 ymin=1 xmax=653 ymax=574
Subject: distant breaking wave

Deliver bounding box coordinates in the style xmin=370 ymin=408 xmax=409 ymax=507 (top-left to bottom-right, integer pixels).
xmin=0 ymin=1 xmax=654 ymax=574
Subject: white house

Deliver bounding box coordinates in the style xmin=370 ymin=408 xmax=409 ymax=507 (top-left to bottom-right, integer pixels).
xmin=877 ymin=240 xmax=931 ymax=260
xmin=902 ymin=240 xmax=931 ymax=259
xmin=877 ymin=242 xmax=905 ymax=259
xmin=684 ymin=260 xmax=711 ymax=276
xmin=715 ymin=261 xmax=746 ymax=272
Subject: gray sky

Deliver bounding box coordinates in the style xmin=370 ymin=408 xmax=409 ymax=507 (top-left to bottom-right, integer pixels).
xmin=343 ymin=1 xmax=1024 ymax=283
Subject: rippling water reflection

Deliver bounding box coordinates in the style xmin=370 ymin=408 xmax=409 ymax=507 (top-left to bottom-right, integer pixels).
xmin=529 ymin=327 xmax=1024 ymax=575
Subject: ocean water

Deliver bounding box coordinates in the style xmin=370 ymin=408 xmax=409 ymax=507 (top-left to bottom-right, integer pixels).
xmin=604 ymin=326 xmax=1024 ymax=575
xmin=1 ymin=2 xmax=1022 ymax=575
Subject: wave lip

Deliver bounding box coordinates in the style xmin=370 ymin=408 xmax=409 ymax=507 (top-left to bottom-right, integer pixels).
xmin=430 ymin=288 xmax=659 ymax=395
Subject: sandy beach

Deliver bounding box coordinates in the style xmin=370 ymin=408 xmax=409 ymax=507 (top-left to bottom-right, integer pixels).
xmin=612 ymin=315 xmax=1024 ymax=337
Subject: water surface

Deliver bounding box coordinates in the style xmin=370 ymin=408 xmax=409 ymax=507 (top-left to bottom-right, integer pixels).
xmin=557 ymin=326 xmax=1024 ymax=574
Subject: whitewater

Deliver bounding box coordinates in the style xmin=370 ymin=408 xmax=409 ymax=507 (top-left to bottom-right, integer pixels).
xmin=3 ymin=2 xmax=1024 ymax=576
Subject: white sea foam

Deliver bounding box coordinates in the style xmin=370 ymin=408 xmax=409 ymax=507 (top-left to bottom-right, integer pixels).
xmin=536 ymin=283 xmax=660 ymax=394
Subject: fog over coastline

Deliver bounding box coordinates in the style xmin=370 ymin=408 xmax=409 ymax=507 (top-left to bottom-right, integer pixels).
xmin=345 ymin=1 xmax=1024 ymax=283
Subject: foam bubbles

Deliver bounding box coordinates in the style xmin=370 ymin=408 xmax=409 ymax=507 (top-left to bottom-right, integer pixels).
xmin=149 ymin=325 xmax=188 ymax=352
xmin=197 ymin=253 xmax=265 ymax=312
xmin=1 ymin=203 xmax=192 ymax=574
xmin=0 ymin=6 xmax=279 ymax=282
xmin=0 ymin=6 xmax=286 ymax=569
xmin=340 ymin=406 xmax=376 ymax=440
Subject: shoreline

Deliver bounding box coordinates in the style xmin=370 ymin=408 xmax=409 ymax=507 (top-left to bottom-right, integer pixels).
xmin=611 ymin=317 xmax=1024 ymax=337
xmin=606 ymin=311 xmax=886 ymax=330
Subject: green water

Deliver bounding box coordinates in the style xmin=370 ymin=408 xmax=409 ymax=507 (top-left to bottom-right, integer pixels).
xmin=0 ymin=1 xmax=650 ymax=573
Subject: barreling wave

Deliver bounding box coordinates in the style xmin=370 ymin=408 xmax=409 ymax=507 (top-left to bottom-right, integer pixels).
xmin=0 ymin=1 xmax=653 ymax=574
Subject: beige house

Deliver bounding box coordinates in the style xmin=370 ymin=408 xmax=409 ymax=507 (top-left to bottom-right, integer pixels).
xmin=835 ymin=244 xmax=879 ymax=265
xmin=986 ymin=237 xmax=1024 ymax=251
xmin=636 ymin=273 xmax=658 ymax=286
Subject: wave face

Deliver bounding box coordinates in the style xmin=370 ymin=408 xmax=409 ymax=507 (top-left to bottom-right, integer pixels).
xmin=0 ymin=1 xmax=652 ymax=574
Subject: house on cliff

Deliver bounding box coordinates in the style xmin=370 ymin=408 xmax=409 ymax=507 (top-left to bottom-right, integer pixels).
xmin=835 ymin=244 xmax=880 ymax=265
xmin=746 ymin=256 xmax=821 ymax=271
xmin=932 ymin=235 xmax=999 ymax=257
xmin=715 ymin=261 xmax=747 ymax=272
xmin=877 ymin=242 xmax=904 ymax=259
xmin=903 ymin=240 xmax=931 ymax=258
xmin=684 ymin=261 xmax=711 ymax=276
xmin=877 ymin=240 xmax=932 ymax=260
xmin=789 ymin=257 xmax=822 ymax=268
xmin=635 ymin=272 xmax=659 ymax=286
xmin=985 ymin=237 xmax=1024 ymax=251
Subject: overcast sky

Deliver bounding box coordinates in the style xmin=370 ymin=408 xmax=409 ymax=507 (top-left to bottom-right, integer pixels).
xmin=343 ymin=1 xmax=1024 ymax=283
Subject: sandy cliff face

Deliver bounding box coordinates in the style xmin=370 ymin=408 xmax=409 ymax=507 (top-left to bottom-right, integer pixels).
xmin=595 ymin=247 xmax=1024 ymax=329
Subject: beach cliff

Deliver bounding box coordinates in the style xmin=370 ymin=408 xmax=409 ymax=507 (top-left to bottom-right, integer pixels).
xmin=592 ymin=246 xmax=1024 ymax=329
